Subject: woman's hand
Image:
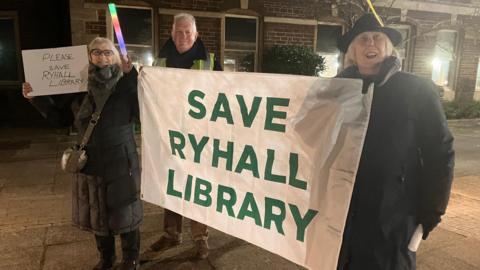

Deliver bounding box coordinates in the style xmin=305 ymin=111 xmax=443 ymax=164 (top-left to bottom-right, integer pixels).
xmin=121 ymin=54 xmax=133 ymax=74
xmin=22 ymin=82 xmax=34 ymax=100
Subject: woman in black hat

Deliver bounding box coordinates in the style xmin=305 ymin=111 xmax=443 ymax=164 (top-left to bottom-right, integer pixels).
xmin=336 ymin=14 xmax=455 ymax=270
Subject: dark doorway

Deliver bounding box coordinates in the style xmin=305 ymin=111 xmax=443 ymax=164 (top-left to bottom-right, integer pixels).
xmin=0 ymin=0 xmax=72 ymax=127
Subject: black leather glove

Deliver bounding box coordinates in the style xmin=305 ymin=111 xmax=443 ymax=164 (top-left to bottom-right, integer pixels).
xmin=419 ymin=214 xmax=441 ymax=240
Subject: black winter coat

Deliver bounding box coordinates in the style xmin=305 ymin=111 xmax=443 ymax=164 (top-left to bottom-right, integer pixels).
xmin=336 ymin=57 xmax=455 ymax=270
xmin=32 ymin=68 xmax=142 ymax=236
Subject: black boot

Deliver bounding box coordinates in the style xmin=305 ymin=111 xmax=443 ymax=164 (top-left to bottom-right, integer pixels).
xmin=92 ymin=258 xmax=115 ymax=270
xmin=117 ymin=259 xmax=139 ymax=270
xmin=119 ymin=230 xmax=140 ymax=270
xmin=94 ymin=234 xmax=116 ymax=270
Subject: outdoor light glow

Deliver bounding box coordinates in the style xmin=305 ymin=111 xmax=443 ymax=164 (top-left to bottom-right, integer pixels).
xmin=108 ymin=3 xmax=128 ymax=56
xmin=147 ymin=53 xmax=153 ymax=66
xmin=333 ymin=54 xmax=339 ymax=69
xmin=432 ymin=58 xmax=442 ymax=68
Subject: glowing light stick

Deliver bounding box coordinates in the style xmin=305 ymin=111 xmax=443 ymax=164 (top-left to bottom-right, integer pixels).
xmin=108 ymin=3 xmax=128 ymax=56
xmin=366 ymin=0 xmax=384 ymax=27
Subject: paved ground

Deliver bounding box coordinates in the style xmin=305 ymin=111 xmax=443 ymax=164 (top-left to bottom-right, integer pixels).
xmin=0 ymin=119 xmax=479 ymax=270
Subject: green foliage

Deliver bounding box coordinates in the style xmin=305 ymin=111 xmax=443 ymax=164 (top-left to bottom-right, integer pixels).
xmin=263 ymin=45 xmax=325 ymax=76
xmin=241 ymin=53 xmax=255 ymax=72
xmin=443 ymin=101 xmax=480 ymax=119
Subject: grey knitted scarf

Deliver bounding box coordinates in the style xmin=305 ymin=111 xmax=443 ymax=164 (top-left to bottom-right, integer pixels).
xmin=77 ymin=63 xmax=122 ymax=123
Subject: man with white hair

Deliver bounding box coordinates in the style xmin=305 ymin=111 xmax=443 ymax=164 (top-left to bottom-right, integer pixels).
xmin=152 ymin=13 xmax=222 ymax=70
xmin=148 ymin=13 xmax=222 ymax=260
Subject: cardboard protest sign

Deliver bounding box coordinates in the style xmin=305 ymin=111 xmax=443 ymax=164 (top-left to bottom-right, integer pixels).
xmin=22 ymin=45 xmax=88 ymax=96
xmin=138 ymin=67 xmax=372 ymax=270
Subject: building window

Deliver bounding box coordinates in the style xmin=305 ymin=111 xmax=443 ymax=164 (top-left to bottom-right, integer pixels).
xmin=390 ymin=24 xmax=412 ymax=71
xmin=224 ymin=15 xmax=258 ymax=72
xmin=316 ymin=24 xmax=342 ymax=77
xmin=431 ymin=30 xmax=458 ymax=87
xmin=113 ymin=6 xmax=153 ymax=67
xmin=475 ymin=58 xmax=480 ymax=90
xmin=0 ymin=12 xmax=22 ymax=85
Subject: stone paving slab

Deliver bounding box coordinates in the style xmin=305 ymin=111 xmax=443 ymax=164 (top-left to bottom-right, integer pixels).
xmin=418 ymin=250 xmax=478 ymax=270
xmin=441 ymin=192 xmax=480 ymax=239
xmin=0 ymin=227 xmax=47 ymax=251
xmin=52 ymin=172 xmax=74 ymax=195
xmin=1 ymin=183 xmax=54 ymax=198
xmin=417 ymin=228 xmax=480 ymax=270
xmin=0 ymin=246 xmax=44 ymax=270
xmin=141 ymin=226 xmax=305 ymax=270
xmin=0 ymin=158 xmax=57 ymax=181
xmin=44 ymin=225 xmax=92 ymax=246
xmin=0 ymin=228 xmax=46 ymax=270
xmin=451 ymin=175 xmax=480 ymax=199
xmin=42 ymin=240 xmax=97 ymax=270
xmin=1 ymin=195 xmax=71 ymax=232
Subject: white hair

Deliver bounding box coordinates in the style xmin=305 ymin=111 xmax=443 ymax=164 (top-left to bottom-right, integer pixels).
xmin=87 ymin=37 xmax=122 ymax=66
xmin=173 ymin=13 xmax=197 ymax=33
xmin=343 ymin=32 xmax=398 ymax=68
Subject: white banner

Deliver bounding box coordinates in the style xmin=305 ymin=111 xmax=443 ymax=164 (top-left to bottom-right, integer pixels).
xmin=139 ymin=67 xmax=372 ymax=270
xmin=22 ymin=45 xmax=88 ymax=96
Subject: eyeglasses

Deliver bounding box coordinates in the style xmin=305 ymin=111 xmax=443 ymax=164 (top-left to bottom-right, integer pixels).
xmin=90 ymin=49 xmax=114 ymax=57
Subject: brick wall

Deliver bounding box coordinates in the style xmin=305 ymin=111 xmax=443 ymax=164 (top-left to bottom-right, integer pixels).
xmin=458 ymin=39 xmax=478 ymax=81
xmin=85 ymin=9 xmax=106 ymax=35
xmin=263 ymin=23 xmax=315 ymax=50
xmin=457 ymin=38 xmax=479 ymax=101
xmin=196 ymin=17 xmax=222 ymax=58
xmin=158 ymin=14 xmax=172 ymax=48
xmin=263 ymin=0 xmax=329 ymax=19
xmin=458 ymin=14 xmax=480 ymax=94
xmin=70 ymin=0 xmax=106 ymax=45
xmin=159 ymin=0 xmax=223 ymax=12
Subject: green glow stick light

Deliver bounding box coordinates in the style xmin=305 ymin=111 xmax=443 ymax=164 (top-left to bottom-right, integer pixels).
xmin=108 ymin=3 xmax=127 ymax=56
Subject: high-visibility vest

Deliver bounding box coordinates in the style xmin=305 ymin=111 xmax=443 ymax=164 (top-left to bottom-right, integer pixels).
xmin=152 ymin=53 xmax=215 ymax=70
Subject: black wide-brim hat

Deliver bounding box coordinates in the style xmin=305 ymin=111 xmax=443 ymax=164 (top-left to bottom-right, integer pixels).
xmin=338 ymin=13 xmax=402 ymax=53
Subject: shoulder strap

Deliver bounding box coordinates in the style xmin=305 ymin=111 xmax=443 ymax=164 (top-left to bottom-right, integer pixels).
xmin=78 ymin=93 xmax=110 ymax=149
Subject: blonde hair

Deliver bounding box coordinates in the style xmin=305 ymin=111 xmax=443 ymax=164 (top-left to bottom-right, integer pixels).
xmin=343 ymin=32 xmax=398 ymax=68
xmin=172 ymin=13 xmax=197 ymax=33
xmin=87 ymin=37 xmax=122 ymax=66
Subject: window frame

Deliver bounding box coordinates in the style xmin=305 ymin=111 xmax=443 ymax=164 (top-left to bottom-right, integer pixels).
xmin=222 ymin=14 xmax=259 ymax=72
xmin=475 ymin=58 xmax=480 ymax=91
xmin=314 ymin=22 xmax=344 ymax=77
xmin=389 ymin=23 xmax=414 ymax=72
xmin=0 ymin=11 xmax=22 ymax=87
xmin=431 ymin=29 xmax=460 ymax=90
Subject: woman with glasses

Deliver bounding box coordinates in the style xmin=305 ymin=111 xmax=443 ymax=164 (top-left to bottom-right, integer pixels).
xmin=22 ymin=37 xmax=142 ymax=270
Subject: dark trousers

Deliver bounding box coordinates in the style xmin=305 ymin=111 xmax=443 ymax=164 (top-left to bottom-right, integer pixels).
xmin=95 ymin=229 xmax=140 ymax=262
